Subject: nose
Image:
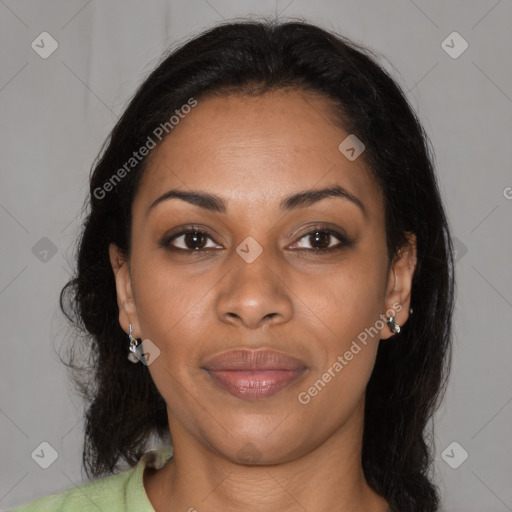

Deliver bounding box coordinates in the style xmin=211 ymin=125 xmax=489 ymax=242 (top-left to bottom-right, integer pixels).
xmin=215 ymin=249 xmax=294 ymax=330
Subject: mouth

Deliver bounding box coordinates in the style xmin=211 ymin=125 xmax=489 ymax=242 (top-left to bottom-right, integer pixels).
xmin=202 ymin=349 xmax=308 ymax=400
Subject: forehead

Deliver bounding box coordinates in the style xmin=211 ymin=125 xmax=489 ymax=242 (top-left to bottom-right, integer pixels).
xmin=134 ymin=89 xmax=382 ymax=216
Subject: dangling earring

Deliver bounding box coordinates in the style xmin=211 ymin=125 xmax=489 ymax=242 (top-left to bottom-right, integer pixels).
xmin=386 ymin=314 xmax=401 ymax=334
xmin=127 ymin=323 xmax=141 ymax=363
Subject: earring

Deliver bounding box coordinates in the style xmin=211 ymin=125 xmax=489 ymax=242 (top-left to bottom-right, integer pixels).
xmin=127 ymin=323 xmax=141 ymax=363
xmin=386 ymin=314 xmax=401 ymax=334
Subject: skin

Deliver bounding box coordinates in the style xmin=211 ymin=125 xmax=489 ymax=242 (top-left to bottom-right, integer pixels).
xmin=109 ymin=88 xmax=416 ymax=512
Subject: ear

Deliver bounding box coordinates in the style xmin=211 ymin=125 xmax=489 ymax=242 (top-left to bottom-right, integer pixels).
xmin=380 ymin=233 xmax=417 ymax=340
xmin=108 ymin=243 xmax=141 ymax=338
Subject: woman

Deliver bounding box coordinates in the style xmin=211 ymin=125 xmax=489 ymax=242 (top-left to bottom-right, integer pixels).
xmin=12 ymin=18 xmax=454 ymax=512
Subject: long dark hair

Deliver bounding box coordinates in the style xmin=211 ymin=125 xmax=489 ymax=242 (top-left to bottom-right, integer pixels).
xmin=60 ymin=18 xmax=454 ymax=512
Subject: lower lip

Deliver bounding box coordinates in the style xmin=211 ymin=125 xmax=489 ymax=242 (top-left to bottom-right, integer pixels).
xmin=206 ymin=369 xmax=306 ymax=400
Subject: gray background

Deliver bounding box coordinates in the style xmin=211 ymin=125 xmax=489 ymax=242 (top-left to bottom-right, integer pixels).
xmin=1 ymin=1 xmax=511 ymax=511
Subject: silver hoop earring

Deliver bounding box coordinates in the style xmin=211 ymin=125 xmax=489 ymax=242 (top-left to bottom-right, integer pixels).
xmin=386 ymin=315 xmax=401 ymax=334
xmin=127 ymin=323 xmax=141 ymax=363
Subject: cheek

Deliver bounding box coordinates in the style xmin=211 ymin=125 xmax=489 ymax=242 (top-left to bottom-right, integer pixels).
xmin=291 ymin=275 xmax=384 ymax=435
xmin=292 ymin=252 xmax=386 ymax=395
xmin=129 ymin=257 xmax=208 ymax=420
xmin=128 ymin=250 xmax=223 ymax=408
xmin=130 ymin=248 xmax=210 ymax=336
xmin=302 ymin=254 xmax=387 ymax=344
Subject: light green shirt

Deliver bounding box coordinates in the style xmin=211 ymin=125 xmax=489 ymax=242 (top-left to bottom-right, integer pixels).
xmin=9 ymin=446 xmax=174 ymax=512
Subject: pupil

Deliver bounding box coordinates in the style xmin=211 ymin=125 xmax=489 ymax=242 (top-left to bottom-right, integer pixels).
xmin=185 ymin=231 xmax=206 ymax=249
xmin=311 ymin=231 xmax=329 ymax=249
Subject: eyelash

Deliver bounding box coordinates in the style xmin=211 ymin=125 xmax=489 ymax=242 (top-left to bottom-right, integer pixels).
xmin=160 ymin=224 xmax=350 ymax=255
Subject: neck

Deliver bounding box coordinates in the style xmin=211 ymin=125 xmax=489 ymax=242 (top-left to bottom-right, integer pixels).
xmin=144 ymin=401 xmax=390 ymax=512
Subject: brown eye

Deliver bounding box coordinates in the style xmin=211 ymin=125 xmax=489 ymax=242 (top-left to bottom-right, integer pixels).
xmin=309 ymin=231 xmax=331 ymax=250
xmin=165 ymin=229 xmax=222 ymax=252
xmin=183 ymin=231 xmax=208 ymax=250
xmin=290 ymin=227 xmax=350 ymax=253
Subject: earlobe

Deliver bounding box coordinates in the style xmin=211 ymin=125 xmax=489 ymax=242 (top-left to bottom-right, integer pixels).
xmin=380 ymin=233 xmax=417 ymax=340
xmin=108 ymin=243 xmax=140 ymax=336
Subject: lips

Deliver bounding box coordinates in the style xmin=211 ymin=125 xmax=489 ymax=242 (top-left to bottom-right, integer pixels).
xmin=202 ymin=349 xmax=308 ymax=400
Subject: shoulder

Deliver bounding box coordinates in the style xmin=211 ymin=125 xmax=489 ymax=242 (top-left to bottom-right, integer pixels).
xmin=9 ymin=447 xmax=174 ymax=512
xmin=9 ymin=470 xmax=135 ymax=512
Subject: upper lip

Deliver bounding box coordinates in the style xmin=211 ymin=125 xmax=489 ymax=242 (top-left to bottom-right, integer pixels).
xmin=202 ymin=349 xmax=307 ymax=371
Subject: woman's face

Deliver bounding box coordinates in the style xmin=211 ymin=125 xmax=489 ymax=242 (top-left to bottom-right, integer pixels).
xmin=110 ymin=89 xmax=415 ymax=464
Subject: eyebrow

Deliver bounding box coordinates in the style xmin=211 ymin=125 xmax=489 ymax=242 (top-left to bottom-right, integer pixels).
xmin=147 ymin=185 xmax=366 ymax=217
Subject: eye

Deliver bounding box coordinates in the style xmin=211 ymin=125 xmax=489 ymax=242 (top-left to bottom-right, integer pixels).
xmin=289 ymin=226 xmax=349 ymax=253
xmin=163 ymin=228 xmax=222 ymax=252
xmin=161 ymin=224 xmax=350 ymax=255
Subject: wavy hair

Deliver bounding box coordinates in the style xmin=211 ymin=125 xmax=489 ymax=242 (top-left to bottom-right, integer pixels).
xmin=60 ymin=18 xmax=454 ymax=512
